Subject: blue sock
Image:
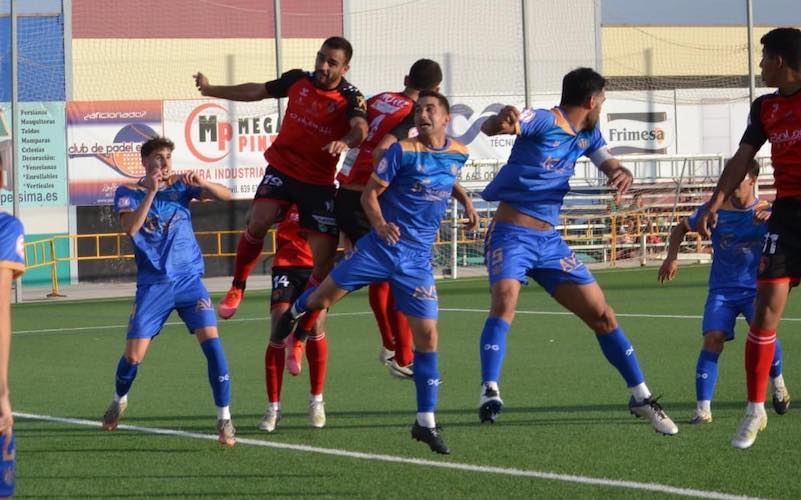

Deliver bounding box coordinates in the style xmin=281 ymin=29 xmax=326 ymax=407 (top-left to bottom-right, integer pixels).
xmin=480 ymin=317 xmax=510 ymax=383
xmin=200 ymin=338 xmax=231 ymax=407
xmin=413 ymin=351 xmax=440 ymax=413
xmin=695 ymin=350 xmax=720 ymax=401
xmin=114 ymin=356 xmax=139 ymax=397
xmin=292 ymin=287 xmax=315 ymax=317
xmin=596 ymin=327 xmax=644 ymax=387
xmin=770 ymin=338 xmax=783 ymax=378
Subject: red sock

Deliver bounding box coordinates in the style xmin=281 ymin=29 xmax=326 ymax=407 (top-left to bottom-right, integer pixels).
xmin=306 ymin=332 xmax=328 ymax=396
xmin=369 ymin=282 xmax=396 ymax=351
xmin=388 ymin=291 xmax=413 ymax=366
xmin=299 ymin=274 xmax=323 ymax=331
xmin=265 ymin=341 xmax=285 ymax=403
xmin=746 ymin=328 xmax=776 ymax=403
xmin=234 ymin=230 xmax=264 ymax=285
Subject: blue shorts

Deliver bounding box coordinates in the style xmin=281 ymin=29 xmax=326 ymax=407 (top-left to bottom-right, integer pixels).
xmin=0 ymin=430 xmax=15 ymax=497
xmin=702 ymin=289 xmax=756 ymax=340
xmin=127 ymin=274 xmax=217 ymax=339
xmin=484 ymin=222 xmax=595 ymax=295
xmin=329 ymin=231 xmax=439 ymax=320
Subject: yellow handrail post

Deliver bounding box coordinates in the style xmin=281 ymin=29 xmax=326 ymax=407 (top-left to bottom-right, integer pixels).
xmin=46 ymin=237 xmax=66 ymax=298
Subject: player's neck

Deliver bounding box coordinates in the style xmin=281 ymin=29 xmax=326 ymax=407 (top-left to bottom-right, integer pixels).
xmin=725 ymin=194 xmax=755 ymax=210
xmin=777 ymin=79 xmax=801 ymax=96
xmin=418 ymin=133 xmax=447 ymax=149
xmin=561 ymin=106 xmax=589 ymax=132
xmin=402 ymin=87 xmax=419 ymax=100
xmin=314 ymin=77 xmax=342 ymax=91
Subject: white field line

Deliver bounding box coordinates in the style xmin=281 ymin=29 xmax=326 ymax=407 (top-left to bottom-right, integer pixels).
xmin=14 ymin=411 xmax=763 ymax=500
xmin=15 ymin=308 xmax=801 ymax=336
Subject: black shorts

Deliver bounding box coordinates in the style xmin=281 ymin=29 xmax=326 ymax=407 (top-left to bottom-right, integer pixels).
xmin=270 ymin=266 xmax=313 ymax=308
xmin=335 ymin=187 xmax=371 ymax=243
xmin=758 ymin=197 xmax=801 ymax=286
xmin=255 ymin=165 xmax=338 ymax=239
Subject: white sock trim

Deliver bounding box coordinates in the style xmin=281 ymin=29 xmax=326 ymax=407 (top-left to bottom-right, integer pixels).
xmin=629 ymin=383 xmax=651 ymax=402
xmin=416 ymin=412 xmax=436 ymax=428
xmin=217 ymin=406 xmax=231 ymax=421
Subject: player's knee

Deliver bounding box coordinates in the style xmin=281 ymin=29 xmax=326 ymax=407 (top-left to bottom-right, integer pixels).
xmin=490 ymin=284 xmax=518 ymax=320
xmin=124 ymin=353 xmax=143 ymax=365
xmin=592 ymin=304 xmax=617 ymax=333
xmin=702 ymin=332 xmax=726 ymax=353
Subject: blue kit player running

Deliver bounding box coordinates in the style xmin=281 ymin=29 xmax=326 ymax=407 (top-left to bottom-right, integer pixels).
xmin=0 ymin=198 xmax=25 ymax=497
xmin=274 ymin=91 xmax=478 ymax=454
xmin=477 ymin=68 xmax=678 ymax=435
xmin=101 ymin=136 xmax=238 ymax=447
xmin=659 ymin=162 xmax=789 ymax=424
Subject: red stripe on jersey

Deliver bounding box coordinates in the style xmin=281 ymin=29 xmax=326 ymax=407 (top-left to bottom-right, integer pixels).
xmin=336 ymin=92 xmax=415 ymax=187
xmin=273 ymin=206 xmax=314 ymax=268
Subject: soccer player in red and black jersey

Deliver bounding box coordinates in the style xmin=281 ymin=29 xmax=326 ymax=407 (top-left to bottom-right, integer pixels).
xmin=193 ymin=36 xmax=368 ymax=326
xmin=335 ymin=59 xmax=443 ymax=380
xmin=259 ymin=205 xmax=328 ymax=433
xmin=698 ymin=27 xmax=801 ymax=449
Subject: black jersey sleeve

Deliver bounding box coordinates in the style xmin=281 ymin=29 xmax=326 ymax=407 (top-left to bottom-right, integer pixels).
xmin=740 ymin=95 xmax=768 ymax=149
xmin=265 ymin=69 xmax=308 ymax=98
xmin=338 ymin=79 xmax=368 ymax=120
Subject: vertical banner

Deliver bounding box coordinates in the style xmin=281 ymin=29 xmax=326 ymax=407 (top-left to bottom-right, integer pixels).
xmin=0 ymin=101 xmax=67 ymax=208
xmin=66 ymin=100 xmax=163 ymax=205
xmin=163 ymin=99 xmax=278 ymax=199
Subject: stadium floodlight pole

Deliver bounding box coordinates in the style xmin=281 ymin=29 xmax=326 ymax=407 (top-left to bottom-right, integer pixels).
xmin=10 ymin=0 xmax=21 ymax=304
xmin=273 ymin=0 xmax=284 ymax=129
xmin=520 ymin=0 xmax=531 ymax=109
xmin=746 ymin=0 xmax=755 ymax=103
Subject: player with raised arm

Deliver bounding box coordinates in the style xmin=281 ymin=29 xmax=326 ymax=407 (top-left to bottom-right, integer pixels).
xmin=260 ymin=205 xmax=328 ymax=432
xmin=334 ymin=59 xmax=443 ymax=379
xmin=274 ymin=92 xmax=477 ymax=454
xmin=193 ymin=36 xmax=368 ymax=335
xmin=477 ymin=67 xmax=678 ymax=435
xmin=0 ymin=155 xmax=24 ymax=497
xmin=100 ymin=136 xmax=237 ymax=447
xmin=659 ymin=162 xmax=789 ymax=425
xmin=697 ymin=27 xmax=801 ymax=449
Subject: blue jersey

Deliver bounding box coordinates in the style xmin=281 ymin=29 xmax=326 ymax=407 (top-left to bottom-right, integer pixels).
xmin=687 ymin=201 xmax=767 ymax=292
xmin=114 ymin=178 xmax=204 ymax=284
xmin=0 ymin=213 xmax=25 ymax=279
xmin=373 ymin=138 xmax=469 ymax=250
xmin=481 ymin=107 xmax=607 ymax=226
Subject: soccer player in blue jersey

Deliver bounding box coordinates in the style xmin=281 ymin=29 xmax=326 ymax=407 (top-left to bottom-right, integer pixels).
xmin=659 ymin=162 xmax=789 ymax=424
xmin=101 ymin=136 xmax=238 ymax=447
xmin=274 ymin=91 xmax=478 ymax=454
xmin=477 ymin=67 xmax=678 ymax=435
xmin=0 ymin=162 xmax=25 ymax=496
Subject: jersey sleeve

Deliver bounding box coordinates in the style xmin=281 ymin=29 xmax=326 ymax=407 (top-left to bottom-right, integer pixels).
xmin=114 ymin=186 xmax=140 ymax=214
xmin=0 ymin=216 xmax=25 ymax=278
xmin=372 ymin=142 xmax=403 ymax=187
xmin=518 ymin=108 xmax=552 ymax=139
xmin=187 ymin=183 xmax=203 ymax=201
xmin=265 ymin=69 xmax=307 ymax=98
xmin=740 ymin=96 xmax=768 ymax=149
xmin=585 ymin=127 xmax=608 ymax=156
xmin=685 ymin=203 xmax=708 ymax=231
xmin=339 ymin=81 xmax=368 ymax=121
xmin=387 ymin=112 xmax=415 ymax=141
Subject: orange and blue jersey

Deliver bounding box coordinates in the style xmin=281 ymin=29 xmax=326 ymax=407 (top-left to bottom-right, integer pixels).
xmin=687 ymin=200 xmax=768 ymax=293
xmin=481 ymin=107 xmax=607 ymax=226
xmin=372 ymin=138 xmax=469 ymax=250
xmin=0 ymin=212 xmax=24 ymax=279
xmin=114 ymin=177 xmax=204 ymax=284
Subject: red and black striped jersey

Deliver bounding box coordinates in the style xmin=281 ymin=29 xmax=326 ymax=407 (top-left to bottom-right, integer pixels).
xmin=741 ymin=89 xmax=801 ymax=198
xmin=264 ymin=69 xmax=367 ymax=186
xmin=336 ymin=91 xmax=415 ymax=186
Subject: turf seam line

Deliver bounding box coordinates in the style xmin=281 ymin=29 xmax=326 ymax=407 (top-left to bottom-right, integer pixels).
xmin=14 ymin=411 xmax=765 ymax=500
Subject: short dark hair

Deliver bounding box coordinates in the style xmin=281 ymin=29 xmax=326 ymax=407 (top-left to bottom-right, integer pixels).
xmin=140 ymin=136 xmax=174 ymax=160
xmin=322 ymin=36 xmax=354 ymax=64
xmin=560 ymin=67 xmax=606 ymax=107
xmin=417 ymin=90 xmax=450 ymax=113
xmin=761 ymin=27 xmax=801 ymax=71
xmin=407 ymin=59 xmax=443 ymax=91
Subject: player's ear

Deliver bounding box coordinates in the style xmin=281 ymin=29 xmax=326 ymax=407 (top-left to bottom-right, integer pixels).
xmin=404 ymin=75 xmax=410 ymax=87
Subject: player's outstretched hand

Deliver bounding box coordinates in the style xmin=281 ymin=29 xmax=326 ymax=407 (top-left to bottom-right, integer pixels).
xmin=322 ymin=140 xmax=349 ymax=156
xmin=607 ymin=166 xmax=633 ymax=201
xmin=377 ymin=222 xmax=401 ymax=246
xmin=754 ymin=205 xmax=771 ymax=223
xmin=193 ymin=72 xmax=210 ymax=95
xmin=181 ymin=171 xmax=205 ymax=188
xmin=657 ymin=258 xmax=678 ymax=283
xmin=463 ymin=206 xmax=480 ymax=232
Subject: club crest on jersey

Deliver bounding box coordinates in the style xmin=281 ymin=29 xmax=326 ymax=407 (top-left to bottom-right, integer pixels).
xmin=450 ymin=164 xmax=459 ymax=176
xmin=170 ymin=192 xmax=179 ymax=201
xmin=577 ymin=138 xmax=589 ymax=149
xmin=519 ymin=109 xmax=535 ymax=123
xmin=376 ymin=158 xmax=388 ymax=174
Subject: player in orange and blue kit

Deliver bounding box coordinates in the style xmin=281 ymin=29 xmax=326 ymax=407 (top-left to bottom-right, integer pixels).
xmin=100 ymin=136 xmax=238 ymax=447
xmin=478 ymin=68 xmax=678 ymax=436
xmin=275 ymin=91 xmax=477 ymax=454
xmin=259 ymin=205 xmax=329 ymax=432
xmin=0 ymin=200 xmax=25 ymax=498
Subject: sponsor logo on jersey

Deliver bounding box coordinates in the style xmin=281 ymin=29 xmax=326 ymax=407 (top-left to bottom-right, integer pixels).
xmin=413 ymin=285 xmax=438 ymax=300
xmin=195 ymin=298 xmax=214 ymax=312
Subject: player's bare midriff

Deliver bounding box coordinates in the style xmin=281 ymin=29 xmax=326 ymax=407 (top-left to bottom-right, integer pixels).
xmin=493 ymin=202 xmax=553 ymax=230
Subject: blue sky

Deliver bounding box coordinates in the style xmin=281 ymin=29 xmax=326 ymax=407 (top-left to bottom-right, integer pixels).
xmin=603 ymin=0 xmax=801 ymax=25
